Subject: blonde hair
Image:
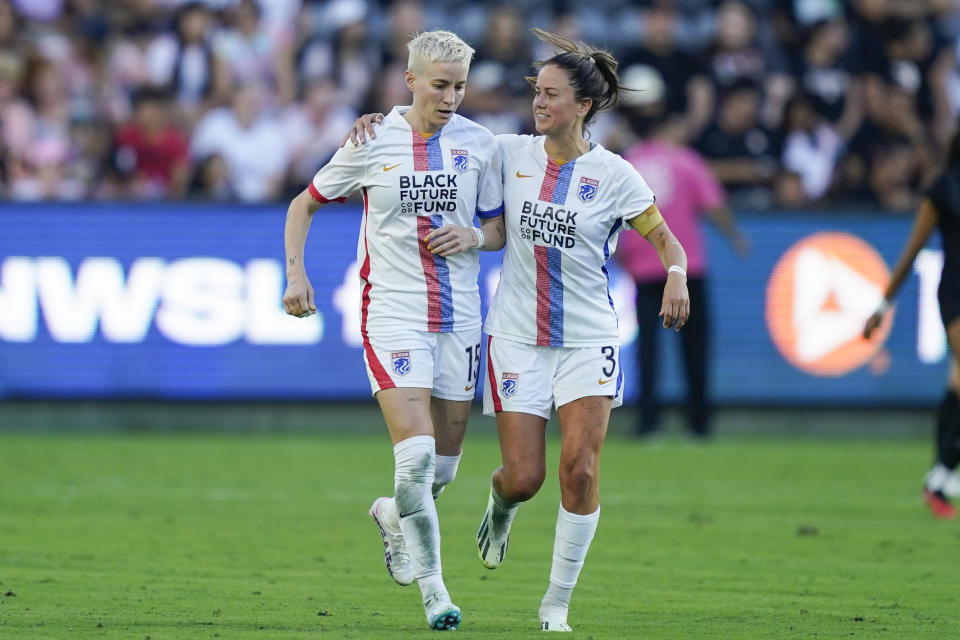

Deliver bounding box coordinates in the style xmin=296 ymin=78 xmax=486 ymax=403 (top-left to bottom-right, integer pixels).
xmin=407 ymin=30 xmax=474 ymax=74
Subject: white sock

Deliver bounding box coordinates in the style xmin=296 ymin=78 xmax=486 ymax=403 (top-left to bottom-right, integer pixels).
xmin=392 ymin=435 xmax=446 ymax=600
xmin=541 ymin=504 xmax=600 ymax=611
xmin=432 ymin=453 xmax=461 ymax=499
xmin=490 ymin=482 xmax=520 ymax=538
xmin=417 ymin=574 xmax=446 ymax=603
xmin=926 ymin=463 xmax=951 ymax=492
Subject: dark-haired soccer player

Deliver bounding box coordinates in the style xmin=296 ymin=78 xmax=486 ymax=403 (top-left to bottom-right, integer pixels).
xmin=476 ymin=29 xmax=689 ymax=631
xmin=865 ymin=127 xmax=960 ymax=520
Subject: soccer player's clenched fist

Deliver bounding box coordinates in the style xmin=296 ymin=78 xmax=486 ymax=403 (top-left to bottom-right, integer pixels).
xmin=283 ymin=277 xmax=316 ymax=318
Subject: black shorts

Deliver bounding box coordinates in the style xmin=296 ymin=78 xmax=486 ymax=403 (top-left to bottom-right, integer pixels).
xmin=939 ymin=276 xmax=960 ymax=328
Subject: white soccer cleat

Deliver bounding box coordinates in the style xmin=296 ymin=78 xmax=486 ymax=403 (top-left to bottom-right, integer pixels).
xmin=539 ymin=605 xmax=572 ymax=632
xmin=424 ymin=593 xmax=461 ymax=630
xmin=368 ymin=497 xmax=414 ymax=586
xmin=476 ymin=490 xmax=510 ymax=569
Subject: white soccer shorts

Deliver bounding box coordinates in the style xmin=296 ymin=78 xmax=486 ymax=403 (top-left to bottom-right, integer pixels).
xmin=482 ymin=335 xmax=623 ymax=418
xmin=362 ymin=328 xmax=483 ymax=401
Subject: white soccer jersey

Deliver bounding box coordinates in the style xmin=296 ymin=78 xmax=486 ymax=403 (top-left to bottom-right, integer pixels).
xmin=309 ymin=106 xmax=503 ymax=338
xmin=484 ymin=134 xmax=656 ymax=347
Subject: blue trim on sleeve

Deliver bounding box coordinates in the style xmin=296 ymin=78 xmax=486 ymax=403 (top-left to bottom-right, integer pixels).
xmin=476 ymin=203 xmax=504 ymax=219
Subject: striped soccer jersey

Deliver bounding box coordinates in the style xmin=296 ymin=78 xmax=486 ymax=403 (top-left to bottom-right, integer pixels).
xmin=309 ymin=106 xmax=503 ymax=336
xmin=484 ymin=134 xmax=656 ymax=347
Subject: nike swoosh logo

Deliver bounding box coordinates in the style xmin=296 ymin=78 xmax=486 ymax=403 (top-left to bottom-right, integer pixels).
xmin=398 ymin=508 xmax=425 ymax=519
xmin=598 ymin=378 xmax=613 ymax=385
xmin=383 ymin=163 xmax=402 ymax=172
xmin=464 ymin=383 xmax=476 ymax=391
xmin=516 ymin=170 xmax=533 ymax=178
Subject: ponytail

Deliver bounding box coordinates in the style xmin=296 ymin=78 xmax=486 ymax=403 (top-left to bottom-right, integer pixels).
xmin=527 ymin=28 xmax=622 ymax=132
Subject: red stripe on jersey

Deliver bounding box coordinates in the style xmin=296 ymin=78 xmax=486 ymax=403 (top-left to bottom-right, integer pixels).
xmin=416 ymin=216 xmax=444 ymax=332
xmin=358 ymin=188 xmax=394 ymax=390
xmin=534 ymin=245 xmax=553 ymax=346
xmin=412 ymin=130 xmax=430 ymax=171
xmin=308 ymin=182 xmax=346 ymax=204
xmin=538 ymin=159 xmax=560 ymax=202
xmin=486 ymin=335 xmax=502 ymax=412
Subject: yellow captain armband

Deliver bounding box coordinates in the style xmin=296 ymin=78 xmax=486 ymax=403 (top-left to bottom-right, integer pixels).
xmin=627 ymin=204 xmax=664 ymax=237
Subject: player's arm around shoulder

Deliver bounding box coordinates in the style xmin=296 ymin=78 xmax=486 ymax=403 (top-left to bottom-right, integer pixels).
xmin=341 ymin=112 xmax=386 ymax=147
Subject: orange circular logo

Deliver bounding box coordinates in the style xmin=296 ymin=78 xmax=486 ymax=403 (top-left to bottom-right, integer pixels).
xmin=766 ymin=232 xmax=893 ymax=377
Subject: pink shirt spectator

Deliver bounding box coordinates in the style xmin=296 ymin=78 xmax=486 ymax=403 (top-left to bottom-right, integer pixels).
xmin=617 ymin=140 xmax=725 ymax=281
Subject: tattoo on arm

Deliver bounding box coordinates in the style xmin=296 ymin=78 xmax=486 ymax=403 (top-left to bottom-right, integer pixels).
xmin=289 ymin=257 xmax=297 ymax=267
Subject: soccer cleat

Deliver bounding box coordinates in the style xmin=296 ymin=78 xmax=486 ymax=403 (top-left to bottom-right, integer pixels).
xmin=424 ymin=593 xmax=461 ymax=630
xmin=368 ymin=497 xmax=414 ymax=585
xmin=476 ymin=490 xmax=510 ymax=569
xmin=923 ymin=487 xmax=957 ymax=519
xmin=942 ymin=470 xmax=960 ymax=498
xmin=539 ymin=605 xmax=572 ymax=632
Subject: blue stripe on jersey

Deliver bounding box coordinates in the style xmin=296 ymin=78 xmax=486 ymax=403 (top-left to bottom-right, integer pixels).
xmin=426 ymin=133 xmax=444 ymax=171
xmin=431 ymin=214 xmax=455 ymax=330
xmin=477 ymin=203 xmax=504 ymax=218
xmin=547 ymin=246 xmax=564 ymax=346
xmin=600 ymin=219 xmax=623 ymax=311
xmin=551 ymin=161 xmax=577 ymax=205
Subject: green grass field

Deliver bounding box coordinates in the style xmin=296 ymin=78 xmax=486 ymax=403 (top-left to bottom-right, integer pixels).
xmin=2 ymin=405 xmax=959 ymax=639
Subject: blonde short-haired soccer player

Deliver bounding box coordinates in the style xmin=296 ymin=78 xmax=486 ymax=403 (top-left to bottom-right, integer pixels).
xmin=282 ymin=30 xmax=505 ymax=631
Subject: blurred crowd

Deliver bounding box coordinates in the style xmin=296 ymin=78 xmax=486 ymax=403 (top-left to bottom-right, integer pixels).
xmin=2 ymin=0 xmax=960 ymax=210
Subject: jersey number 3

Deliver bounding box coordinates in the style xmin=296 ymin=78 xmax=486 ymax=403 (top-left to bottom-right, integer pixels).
xmin=601 ymin=346 xmax=617 ymax=377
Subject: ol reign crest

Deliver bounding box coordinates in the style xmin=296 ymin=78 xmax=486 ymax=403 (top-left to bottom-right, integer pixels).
xmin=578 ymin=176 xmax=599 ymax=202
xmin=392 ymin=351 xmax=411 ymax=376
xmin=451 ymin=149 xmax=469 ymax=173
xmin=501 ymin=372 xmax=519 ymax=397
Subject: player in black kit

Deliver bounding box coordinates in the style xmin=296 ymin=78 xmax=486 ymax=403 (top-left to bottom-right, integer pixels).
xmin=864 ymin=129 xmax=960 ymax=519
